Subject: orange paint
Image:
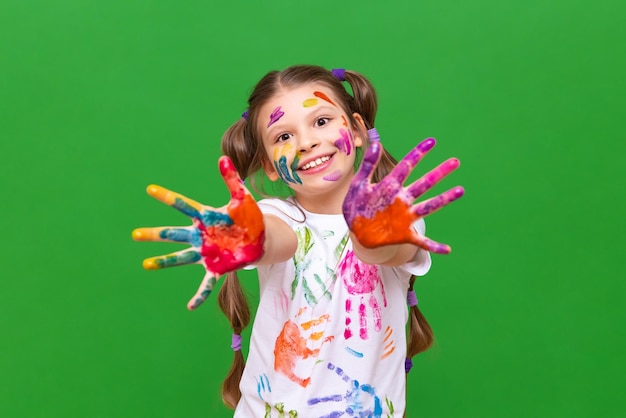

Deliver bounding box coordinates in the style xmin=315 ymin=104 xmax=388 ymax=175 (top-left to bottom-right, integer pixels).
xmin=313 ymin=91 xmax=336 ymax=106
xmin=351 ymin=198 xmax=415 ymax=248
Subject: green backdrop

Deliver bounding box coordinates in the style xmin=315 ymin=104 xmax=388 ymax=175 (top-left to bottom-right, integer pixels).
xmin=1 ymin=0 xmax=624 ymax=416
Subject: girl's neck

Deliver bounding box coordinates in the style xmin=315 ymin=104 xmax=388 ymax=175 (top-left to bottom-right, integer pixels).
xmin=293 ymin=183 xmax=350 ymax=215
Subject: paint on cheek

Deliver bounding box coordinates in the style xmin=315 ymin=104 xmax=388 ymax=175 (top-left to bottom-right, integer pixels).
xmin=323 ymin=170 xmax=341 ymax=182
xmin=334 ymin=128 xmax=353 ymax=156
xmin=313 ymin=91 xmax=336 ymax=106
xmin=268 ymin=106 xmax=285 ymax=127
xmin=341 ymin=115 xmax=348 ymax=127
xmin=274 ymin=155 xmax=302 ymax=185
xmin=303 ymin=98 xmax=318 ymax=107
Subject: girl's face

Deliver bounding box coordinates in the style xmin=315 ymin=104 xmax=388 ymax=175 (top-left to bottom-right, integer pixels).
xmin=258 ymin=83 xmax=364 ymax=204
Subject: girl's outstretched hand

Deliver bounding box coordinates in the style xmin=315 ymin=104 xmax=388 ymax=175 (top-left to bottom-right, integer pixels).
xmin=343 ymin=130 xmax=464 ymax=254
xmin=132 ymin=156 xmax=265 ymax=310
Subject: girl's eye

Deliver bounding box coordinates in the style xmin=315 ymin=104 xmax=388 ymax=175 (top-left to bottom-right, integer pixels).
xmin=276 ymin=133 xmax=291 ymax=142
xmin=315 ymin=117 xmax=330 ymax=127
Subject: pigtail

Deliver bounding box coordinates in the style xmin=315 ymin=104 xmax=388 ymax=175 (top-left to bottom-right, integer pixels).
xmin=342 ymin=70 xmax=398 ymax=183
xmin=217 ymin=271 xmax=251 ymax=409
xmin=343 ymin=70 xmax=378 ymax=128
xmin=406 ymin=275 xmax=434 ymax=359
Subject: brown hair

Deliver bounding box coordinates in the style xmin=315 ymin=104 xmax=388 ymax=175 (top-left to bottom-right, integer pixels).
xmin=216 ymin=65 xmax=433 ymax=409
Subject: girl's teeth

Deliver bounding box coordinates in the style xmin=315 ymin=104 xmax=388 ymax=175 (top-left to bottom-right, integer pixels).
xmin=303 ymin=156 xmax=330 ymax=170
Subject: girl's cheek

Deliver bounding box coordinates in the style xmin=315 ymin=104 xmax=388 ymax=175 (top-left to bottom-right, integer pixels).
xmin=334 ymin=128 xmax=353 ymax=156
xmin=272 ymin=143 xmax=302 ymax=185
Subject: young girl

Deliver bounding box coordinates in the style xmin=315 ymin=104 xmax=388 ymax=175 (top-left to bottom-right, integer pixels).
xmin=133 ymin=65 xmax=463 ymax=417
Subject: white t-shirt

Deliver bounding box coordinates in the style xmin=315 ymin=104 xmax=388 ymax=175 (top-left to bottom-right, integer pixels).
xmin=235 ymin=198 xmax=431 ymax=417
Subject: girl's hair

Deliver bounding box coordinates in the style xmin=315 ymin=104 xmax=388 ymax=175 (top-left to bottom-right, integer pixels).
xmin=216 ymin=65 xmax=433 ymax=408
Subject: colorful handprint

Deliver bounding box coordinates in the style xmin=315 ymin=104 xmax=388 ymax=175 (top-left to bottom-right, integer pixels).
xmin=307 ymin=362 xmax=384 ymax=418
xmin=339 ymin=250 xmax=386 ymax=340
xmin=343 ymin=129 xmax=464 ymax=253
xmin=132 ymin=156 xmax=265 ymax=310
xmin=273 ymin=310 xmax=333 ymax=387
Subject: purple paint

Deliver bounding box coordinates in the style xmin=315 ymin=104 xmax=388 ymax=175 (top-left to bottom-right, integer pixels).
xmin=267 ymin=106 xmax=285 ymax=127
xmin=323 ymin=170 xmax=341 ymax=181
xmin=334 ymin=129 xmax=352 ymax=155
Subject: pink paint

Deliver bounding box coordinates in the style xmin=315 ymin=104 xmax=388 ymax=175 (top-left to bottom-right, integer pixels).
xmin=268 ymin=106 xmax=285 ymax=127
xmin=334 ymin=129 xmax=352 ymax=156
xmin=339 ymin=250 xmax=387 ymax=340
xmin=323 ymin=170 xmax=341 ymax=181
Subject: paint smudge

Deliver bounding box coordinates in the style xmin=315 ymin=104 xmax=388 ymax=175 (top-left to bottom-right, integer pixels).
xmin=380 ymin=326 xmax=395 ymax=360
xmin=345 ymin=347 xmax=364 ymax=358
xmin=341 ymin=115 xmax=348 ymax=127
xmin=268 ymin=106 xmax=285 ymax=127
xmin=303 ymin=98 xmax=318 ymax=107
xmin=323 ymin=170 xmax=341 ymax=182
xmin=334 ymin=128 xmax=353 ymax=155
xmin=313 ymin=91 xmax=336 ymax=106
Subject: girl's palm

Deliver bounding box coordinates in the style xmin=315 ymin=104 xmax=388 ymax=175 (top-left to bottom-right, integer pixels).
xmin=132 ymin=156 xmax=265 ymax=309
xmin=343 ymin=131 xmax=464 ymax=254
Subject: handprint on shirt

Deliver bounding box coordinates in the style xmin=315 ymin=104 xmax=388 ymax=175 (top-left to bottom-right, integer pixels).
xmin=343 ymin=129 xmax=464 ymax=253
xmin=273 ymin=311 xmax=333 ymax=387
xmin=132 ymin=156 xmax=265 ymax=309
xmin=307 ymin=362 xmax=383 ymax=418
xmin=339 ymin=250 xmax=387 ymax=340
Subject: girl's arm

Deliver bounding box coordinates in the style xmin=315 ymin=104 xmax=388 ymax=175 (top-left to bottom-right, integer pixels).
xmin=256 ymin=214 xmax=298 ymax=265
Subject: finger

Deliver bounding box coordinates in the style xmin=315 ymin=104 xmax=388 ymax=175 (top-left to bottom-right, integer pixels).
xmin=187 ymin=272 xmax=219 ymax=310
xmin=219 ymin=156 xmax=246 ymax=202
xmin=146 ymin=184 xmax=203 ymax=220
xmin=406 ymin=158 xmax=460 ymax=199
xmin=409 ymin=232 xmax=452 ymax=254
xmin=142 ymin=248 xmax=202 ymax=270
xmin=354 ymin=139 xmax=382 ymax=184
xmin=132 ymin=226 xmax=201 ymax=246
xmin=413 ymin=186 xmax=465 ymax=218
xmin=388 ymin=138 xmax=436 ymax=185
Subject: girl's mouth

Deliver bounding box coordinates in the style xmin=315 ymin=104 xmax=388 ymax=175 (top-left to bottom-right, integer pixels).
xmin=299 ymin=154 xmax=333 ymax=172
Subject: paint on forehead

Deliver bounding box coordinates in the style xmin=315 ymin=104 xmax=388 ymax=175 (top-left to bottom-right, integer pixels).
xmin=303 ymin=98 xmax=318 ymax=108
xmin=323 ymin=170 xmax=342 ymax=182
xmin=341 ymin=115 xmax=348 ymax=127
xmin=268 ymin=106 xmax=285 ymax=128
xmin=334 ymin=129 xmax=353 ymax=156
xmin=313 ymin=91 xmax=337 ymax=106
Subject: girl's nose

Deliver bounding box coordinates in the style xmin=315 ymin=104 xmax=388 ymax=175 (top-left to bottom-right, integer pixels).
xmin=298 ymin=136 xmax=320 ymax=153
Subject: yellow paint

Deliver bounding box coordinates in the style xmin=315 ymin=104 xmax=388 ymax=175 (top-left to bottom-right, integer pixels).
xmin=303 ymin=98 xmax=318 ymax=107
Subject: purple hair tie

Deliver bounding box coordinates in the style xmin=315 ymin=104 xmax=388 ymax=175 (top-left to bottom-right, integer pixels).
xmin=405 ymin=358 xmax=413 ymax=373
xmin=367 ymin=128 xmax=380 ymax=142
xmin=231 ymin=334 xmax=242 ymax=352
xmin=407 ymin=290 xmax=418 ymax=307
xmin=242 ymin=110 xmax=249 ymax=121
xmin=331 ymin=68 xmax=346 ymax=81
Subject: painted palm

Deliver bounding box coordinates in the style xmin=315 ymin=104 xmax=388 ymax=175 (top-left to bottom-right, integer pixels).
xmin=132 ymin=156 xmax=265 ymax=309
xmin=343 ymin=130 xmax=464 ymax=254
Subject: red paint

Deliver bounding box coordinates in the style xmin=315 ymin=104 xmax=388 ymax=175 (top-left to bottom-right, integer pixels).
xmin=313 ymin=91 xmax=337 ymax=106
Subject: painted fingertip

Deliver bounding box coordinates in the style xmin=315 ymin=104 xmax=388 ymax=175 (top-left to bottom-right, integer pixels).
xmin=131 ymin=229 xmax=144 ymax=241
xmin=142 ymin=258 xmax=160 ymax=270
xmin=146 ymin=184 xmax=162 ymax=197
xmin=218 ymin=155 xmax=234 ymax=176
xmin=419 ymin=138 xmax=436 ymax=152
xmin=453 ymin=186 xmax=465 ymax=198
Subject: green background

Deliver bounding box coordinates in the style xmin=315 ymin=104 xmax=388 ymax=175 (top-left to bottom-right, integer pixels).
xmin=1 ymin=0 xmax=624 ymax=416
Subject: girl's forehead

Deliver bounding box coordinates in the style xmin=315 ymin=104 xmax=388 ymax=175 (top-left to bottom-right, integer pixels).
xmin=266 ymin=83 xmax=337 ymax=105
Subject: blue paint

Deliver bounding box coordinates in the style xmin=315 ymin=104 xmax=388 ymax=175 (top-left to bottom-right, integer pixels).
xmin=159 ymin=228 xmax=202 ymax=246
xmin=345 ymin=347 xmax=364 ymax=358
xmin=173 ymin=197 xmax=201 ymax=219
